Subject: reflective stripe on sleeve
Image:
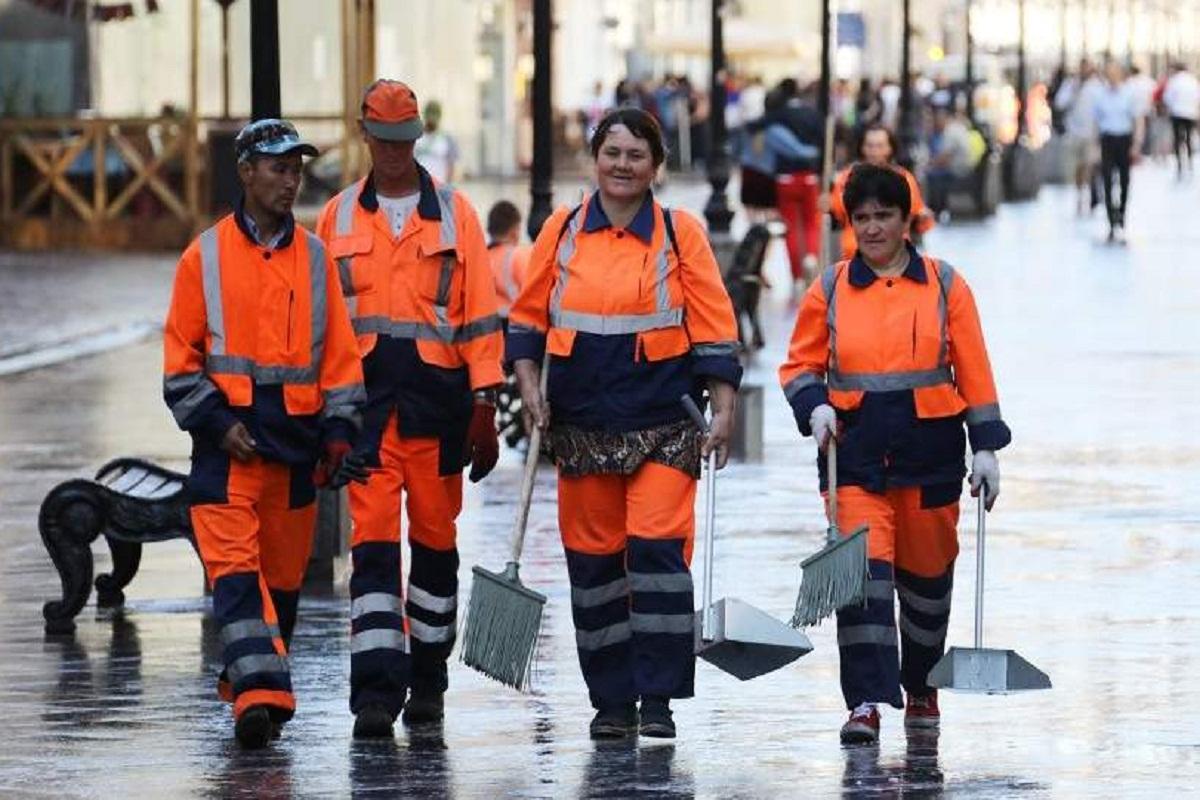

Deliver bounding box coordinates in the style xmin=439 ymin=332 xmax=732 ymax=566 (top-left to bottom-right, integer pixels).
xmin=199 ymin=225 xmax=226 ymax=356
xmin=965 ymin=403 xmax=1002 ymax=425
xmin=783 ymin=371 xmax=826 ymax=400
xmin=828 ymin=367 xmax=953 ymax=392
xmin=163 ymin=372 xmax=221 ymax=426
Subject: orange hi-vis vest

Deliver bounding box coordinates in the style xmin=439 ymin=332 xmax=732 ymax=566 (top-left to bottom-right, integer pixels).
xmin=511 ymin=196 xmax=737 ymax=365
xmin=488 ymin=242 xmax=529 ymax=317
xmin=163 ymin=214 xmax=365 ymax=447
xmin=780 ymin=254 xmax=1002 ymax=427
xmin=317 ymin=171 xmax=503 ymax=391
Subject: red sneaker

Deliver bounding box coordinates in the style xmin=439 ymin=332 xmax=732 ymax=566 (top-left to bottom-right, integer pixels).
xmin=840 ymin=703 xmax=880 ymax=744
xmin=905 ymin=691 xmax=940 ymax=729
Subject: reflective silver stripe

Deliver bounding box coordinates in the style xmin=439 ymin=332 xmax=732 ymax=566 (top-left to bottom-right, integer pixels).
xmin=966 ymin=403 xmax=1002 ymax=425
xmin=407 ymin=584 xmax=457 ymax=615
xmin=865 ymin=579 xmax=895 ymax=602
xmin=408 ymin=617 xmax=454 ymax=644
xmin=837 ymin=624 xmax=898 ymax=648
xmin=305 ymin=231 xmax=328 ymax=373
xmin=628 ymin=571 xmax=693 ymax=593
xmin=828 ymin=367 xmax=953 ymax=392
xmin=351 ymin=628 xmax=409 ymax=654
xmin=508 ymin=322 xmax=543 ymax=336
xmin=219 ymin=619 xmax=281 ymax=648
xmin=549 ymin=208 xmax=581 ymax=318
xmin=199 ymin=225 xmax=225 ymax=355
xmin=351 ymin=314 xmax=501 ymax=344
xmin=898 ymin=612 xmax=949 ymax=648
xmin=227 ymin=653 xmax=289 ymax=684
xmin=691 ymin=341 xmax=738 ymax=358
xmin=934 ymin=259 xmax=955 ymax=368
xmin=822 ymin=264 xmax=841 ymax=373
xmin=163 ymin=372 xmax=220 ymax=426
xmin=334 ymin=184 xmax=361 ymax=318
xmin=897 ymin=585 xmax=953 ymax=615
xmin=571 ymin=577 xmax=629 ymax=608
xmin=630 ymin=612 xmax=694 ymax=634
xmin=783 ymin=371 xmax=826 ymax=401
xmin=205 ymin=355 xmax=317 ymax=385
xmin=322 ymin=383 xmax=366 ymax=427
xmin=575 ymin=621 xmax=632 ymax=651
xmin=351 ymin=592 xmax=403 ymax=619
xmin=654 ymin=210 xmax=673 ymax=312
xmin=433 ymin=253 xmax=455 ymax=328
xmin=435 ymin=187 xmax=458 ymax=249
xmin=549 ymin=308 xmax=684 ymax=335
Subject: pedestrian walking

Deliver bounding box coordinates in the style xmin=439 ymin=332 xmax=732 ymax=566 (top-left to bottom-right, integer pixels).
xmin=485 ymin=200 xmax=531 ymax=324
xmin=829 ymin=123 xmax=934 ymax=260
xmin=766 ymin=80 xmax=825 ymax=294
xmin=779 ymin=164 xmax=1011 ymax=745
xmin=1163 ymin=62 xmax=1199 ymax=177
xmin=163 ymin=119 xmax=366 ymax=749
xmin=1094 ymin=61 xmax=1144 ymax=243
xmin=413 ymin=99 xmax=461 ymax=185
xmin=316 ymin=80 xmax=504 ymax=738
xmin=507 ymin=108 xmax=742 ymax=741
xmin=1054 ymin=59 xmax=1102 ymax=216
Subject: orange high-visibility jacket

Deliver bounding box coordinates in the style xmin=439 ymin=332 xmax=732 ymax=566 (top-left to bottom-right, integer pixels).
xmin=316 ymin=170 xmax=503 ymax=392
xmin=830 ymin=164 xmax=935 ymax=260
xmin=163 ymin=213 xmax=365 ymax=460
xmin=779 ymin=249 xmax=1010 ymax=488
xmin=487 ymin=241 xmax=530 ymax=317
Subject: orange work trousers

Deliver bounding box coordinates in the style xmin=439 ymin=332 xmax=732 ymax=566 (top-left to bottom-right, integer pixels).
xmin=559 ymin=461 xmax=697 ymax=708
xmin=191 ymin=456 xmax=316 ymax=721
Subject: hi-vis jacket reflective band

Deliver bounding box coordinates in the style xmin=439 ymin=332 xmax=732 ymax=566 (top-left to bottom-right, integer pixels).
xmin=164 ymin=215 xmax=366 ymax=430
xmin=317 ymin=171 xmax=505 ymax=390
xmin=779 ymin=254 xmax=1004 ymax=424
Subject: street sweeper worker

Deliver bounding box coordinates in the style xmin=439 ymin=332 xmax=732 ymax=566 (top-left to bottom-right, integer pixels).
xmin=163 ymin=118 xmax=366 ymax=749
xmin=316 ymin=79 xmax=504 ymax=738
xmin=778 ymin=163 xmax=1011 ymax=745
xmin=485 ymin=199 xmax=531 ymax=324
xmin=507 ymin=107 xmax=742 ymax=741
xmin=829 ymin=123 xmax=934 ymax=261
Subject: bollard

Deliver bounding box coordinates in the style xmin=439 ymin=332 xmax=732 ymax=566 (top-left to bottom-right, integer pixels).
xmin=305 ymin=487 xmax=349 ymax=588
xmin=729 ymin=383 xmax=764 ymax=463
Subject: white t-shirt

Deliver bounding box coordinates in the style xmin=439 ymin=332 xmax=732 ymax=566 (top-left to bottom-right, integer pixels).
xmin=376 ymin=192 xmax=420 ymax=237
xmin=1164 ymin=71 xmax=1200 ymax=120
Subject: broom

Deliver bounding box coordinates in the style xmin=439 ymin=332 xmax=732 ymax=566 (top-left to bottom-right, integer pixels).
xmin=790 ymin=439 xmax=869 ymax=627
xmin=460 ymin=355 xmax=549 ymax=690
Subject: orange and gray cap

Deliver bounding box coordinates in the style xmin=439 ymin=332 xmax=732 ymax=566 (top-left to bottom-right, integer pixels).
xmin=360 ymin=79 xmax=424 ymax=141
xmin=234 ymin=118 xmax=318 ymax=162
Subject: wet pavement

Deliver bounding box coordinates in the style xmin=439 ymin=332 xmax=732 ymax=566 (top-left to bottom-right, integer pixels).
xmin=1 ymin=165 xmax=1199 ymax=797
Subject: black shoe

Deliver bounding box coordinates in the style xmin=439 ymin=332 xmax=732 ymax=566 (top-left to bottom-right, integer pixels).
xmin=589 ymin=704 xmax=639 ymax=740
xmin=402 ymin=690 xmax=444 ymax=725
xmin=353 ymin=704 xmax=396 ymax=739
xmin=235 ymin=705 xmax=273 ymax=750
xmin=638 ymin=696 xmax=676 ymax=739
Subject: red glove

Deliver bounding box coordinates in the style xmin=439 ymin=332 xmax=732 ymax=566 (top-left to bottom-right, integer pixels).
xmin=313 ymin=441 xmax=352 ymax=488
xmin=465 ymin=403 xmax=499 ymax=483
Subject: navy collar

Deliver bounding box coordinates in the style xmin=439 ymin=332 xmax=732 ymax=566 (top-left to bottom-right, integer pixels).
xmin=233 ymin=195 xmax=295 ymax=249
xmin=582 ymin=190 xmax=656 ymax=243
xmin=848 ymin=242 xmax=926 ymax=287
xmin=358 ymin=164 xmax=442 ymax=220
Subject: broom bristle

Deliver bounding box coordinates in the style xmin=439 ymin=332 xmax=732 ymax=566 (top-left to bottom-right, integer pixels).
xmin=460 ymin=565 xmax=546 ymax=691
xmin=790 ymin=528 xmax=869 ymax=628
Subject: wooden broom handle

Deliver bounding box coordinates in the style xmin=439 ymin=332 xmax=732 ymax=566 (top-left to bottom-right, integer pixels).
xmin=508 ymin=352 xmax=550 ymax=564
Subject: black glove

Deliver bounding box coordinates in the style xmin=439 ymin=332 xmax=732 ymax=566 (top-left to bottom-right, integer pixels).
xmin=328 ymin=452 xmax=371 ymax=489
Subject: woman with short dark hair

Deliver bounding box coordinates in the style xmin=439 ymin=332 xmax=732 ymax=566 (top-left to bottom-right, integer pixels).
xmin=780 ymin=163 xmax=1011 ymax=745
xmin=507 ymin=108 xmax=742 ymax=741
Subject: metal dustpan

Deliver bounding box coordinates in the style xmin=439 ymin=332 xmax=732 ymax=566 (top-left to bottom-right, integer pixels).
xmin=684 ymin=397 xmax=813 ymax=680
xmin=928 ymin=489 xmax=1051 ymax=694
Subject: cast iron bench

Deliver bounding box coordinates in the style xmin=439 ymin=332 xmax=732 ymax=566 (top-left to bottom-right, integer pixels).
xmin=40 ymin=458 xmax=193 ymax=634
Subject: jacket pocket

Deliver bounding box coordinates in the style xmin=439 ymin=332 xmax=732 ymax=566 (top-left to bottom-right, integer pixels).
xmin=329 ymin=235 xmax=376 ymax=295
xmin=283 ymin=383 xmax=322 ymax=416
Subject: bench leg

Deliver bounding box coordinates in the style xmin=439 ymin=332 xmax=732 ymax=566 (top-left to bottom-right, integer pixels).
xmin=96 ymin=539 xmax=142 ymax=608
xmin=39 ymin=480 xmax=105 ymax=635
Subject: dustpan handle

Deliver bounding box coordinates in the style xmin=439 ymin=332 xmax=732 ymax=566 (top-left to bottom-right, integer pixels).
xmin=681 ymin=395 xmax=716 ymax=640
xmin=508 ymin=353 xmax=551 ymax=567
xmin=974 ymin=483 xmax=986 ymax=649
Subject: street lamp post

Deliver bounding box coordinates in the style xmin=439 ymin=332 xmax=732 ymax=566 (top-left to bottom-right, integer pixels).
xmin=899 ymin=0 xmax=917 ymax=159
xmin=249 ymin=0 xmax=281 ymax=120
xmin=527 ymin=0 xmax=554 ymax=241
xmin=965 ymin=0 xmax=976 ymax=123
xmin=703 ymin=0 xmax=734 ymax=241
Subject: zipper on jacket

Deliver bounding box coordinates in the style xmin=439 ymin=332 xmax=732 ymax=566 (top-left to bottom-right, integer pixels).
xmin=287 ymin=290 xmax=294 ymax=351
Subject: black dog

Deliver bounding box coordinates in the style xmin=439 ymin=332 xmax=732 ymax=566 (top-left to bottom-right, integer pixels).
xmin=724 ymin=223 xmax=772 ymax=350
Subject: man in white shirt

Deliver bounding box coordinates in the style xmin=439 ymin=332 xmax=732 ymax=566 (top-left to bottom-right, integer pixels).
xmin=1093 ymin=61 xmax=1143 ymax=243
xmin=1163 ymin=63 xmax=1199 ymax=176
xmin=1055 ymin=59 xmax=1102 ymax=215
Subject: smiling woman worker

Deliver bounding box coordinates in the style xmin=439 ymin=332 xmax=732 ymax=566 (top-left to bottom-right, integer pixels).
xmin=507 ymin=108 xmax=742 ymax=741
xmin=779 ymin=164 xmax=1011 ymax=744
